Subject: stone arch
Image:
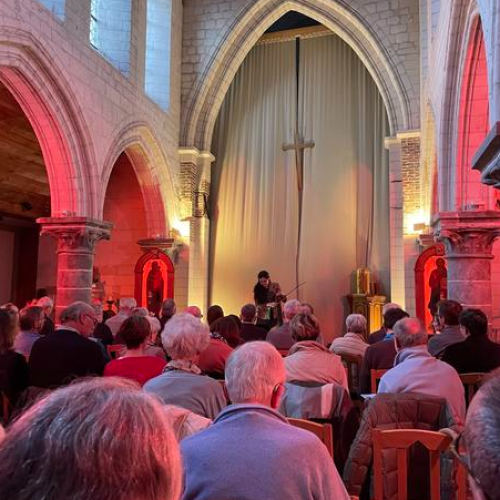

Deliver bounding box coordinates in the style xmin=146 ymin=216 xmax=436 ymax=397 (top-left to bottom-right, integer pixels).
xmin=181 ymin=0 xmax=416 ymax=151
xmin=101 ymin=122 xmax=176 ymax=237
xmin=0 ymin=29 xmax=96 ymax=217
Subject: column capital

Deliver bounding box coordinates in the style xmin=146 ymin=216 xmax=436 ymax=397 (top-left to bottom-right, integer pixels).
xmin=432 ymin=211 xmax=500 ymax=257
xmin=37 ymin=217 xmax=113 ymax=254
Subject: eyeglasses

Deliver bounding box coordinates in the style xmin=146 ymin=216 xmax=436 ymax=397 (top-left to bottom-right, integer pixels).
xmin=447 ymin=430 xmax=491 ymax=500
xmin=83 ymin=314 xmax=98 ymax=327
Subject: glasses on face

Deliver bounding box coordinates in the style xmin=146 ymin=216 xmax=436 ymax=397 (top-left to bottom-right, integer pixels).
xmin=448 ymin=431 xmax=491 ymax=500
xmin=83 ymin=314 xmax=98 ymax=327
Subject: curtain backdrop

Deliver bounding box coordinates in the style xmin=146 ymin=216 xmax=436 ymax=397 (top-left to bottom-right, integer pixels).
xmin=210 ymin=34 xmax=389 ymax=341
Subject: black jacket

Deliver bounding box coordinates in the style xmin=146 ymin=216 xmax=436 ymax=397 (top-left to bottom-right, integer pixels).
xmin=441 ymin=335 xmax=500 ymax=373
xmin=29 ymin=329 xmax=107 ymax=388
xmin=240 ymin=323 xmax=267 ymax=342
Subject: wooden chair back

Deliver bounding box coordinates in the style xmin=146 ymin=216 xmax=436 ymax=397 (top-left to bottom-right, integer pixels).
xmin=107 ymin=344 xmax=125 ymax=359
xmin=287 ymin=417 xmax=334 ymax=459
xmin=372 ymin=429 xmax=467 ymax=500
xmin=341 ymin=354 xmax=363 ymax=394
xmin=459 ymin=372 xmax=484 ymax=407
xmin=370 ymin=369 xmax=389 ymax=393
xmin=1 ymin=391 xmax=11 ymax=426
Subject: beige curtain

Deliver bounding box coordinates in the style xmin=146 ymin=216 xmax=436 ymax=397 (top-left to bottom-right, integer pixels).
xmin=210 ymin=34 xmax=389 ymax=341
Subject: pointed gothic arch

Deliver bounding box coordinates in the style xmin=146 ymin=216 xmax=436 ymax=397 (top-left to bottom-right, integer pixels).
xmin=181 ymin=0 xmax=417 ymax=151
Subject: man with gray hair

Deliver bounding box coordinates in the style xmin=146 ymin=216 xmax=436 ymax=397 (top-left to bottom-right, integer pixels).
xmin=378 ymin=317 xmax=466 ymax=426
xmin=181 ymin=341 xmax=350 ymax=500
xmin=462 ymin=372 xmax=500 ymax=500
xmin=37 ymin=296 xmax=55 ymax=336
xmin=105 ymin=297 xmax=137 ymax=337
xmin=29 ymin=301 xmax=107 ymax=388
xmin=266 ymin=299 xmax=301 ymax=350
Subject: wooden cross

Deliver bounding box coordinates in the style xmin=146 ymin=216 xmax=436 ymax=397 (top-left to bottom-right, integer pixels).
xmin=282 ymin=130 xmax=315 ymax=192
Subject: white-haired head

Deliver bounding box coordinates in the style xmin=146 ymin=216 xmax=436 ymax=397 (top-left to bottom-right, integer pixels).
xmin=283 ymin=299 xmax=301 ymax=322
xmin=346 ymin=314 xmax=367 ymax=336
xmin=60 ymin=302 xmax=97 ymax=338
xmin=393 ymin=317 xmax=428 ymax=350
xmin=382 ymin=302 xmax=400 ymax=315
xmin=225 ymin=342 xmax=285 ymax=407
xmin=161 ymin=313 xmax=209 ymax=361
xmin=119 ymin=298 xmax=137 ymax=315
xmin=37 ymin=296 xmax=54 ymax=315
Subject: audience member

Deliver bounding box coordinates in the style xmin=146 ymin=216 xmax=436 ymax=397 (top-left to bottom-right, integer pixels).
xmin=163 ymin=404 xmax=212 ymax=441
xmin=29 ymin=301 xmax=107 ymax=388
xmin=105 ymin=297 xmax=137 ymax=337
xmin=285 ymin=313 xmax=348 ymax=390
xmin=91 ymin=302 xmax=113 ymax=345
xmin=330 ymin=314 xmax=368 ymax=358
xmin=240 ymin=303 xmax=267 ymax=342
xmin=266 ymin=299 xmax=301 ymax=351
xmin=359 ymin=307 xmax=409 ymax=393
xmin=378 ymin=317 xmax=466 ymax=426
xmin=368 ymin=302 xmax=400 ymax=344
xmin=184 ymin=305 xmax=203 ymax=319
xmin=0 ymin=378 xmax=182 ymax=500
xmin=463 ymin=372 xmax=500 ymax=500
xmin=0 ymin=309 xmax=28 ymax=406
xmin=144 ymin=313 xmax=226 ymax=419
xmin=13 ymin=306 xmax=44 ymax=358
xmin=428 ymin=300 xmax=465 ymax=357
xmin=160 ymin=298 xmax=177 ymax=330
xmin=197 ymin=317 xmax=235 ymax=378
xmin=181 ymin=342 xmax=350 ymax=500
xmin=206 ymin=305 xmax=224 ymax=326
xmin=441 ymin=308 xmax=500 ymax=373
xmin=301 ymin=303 xmax=314 ymax=315
xmin=104 ymin=315 xmax=166 ymax=386
xmin=36 ymin=296 xmax=55 ymax=336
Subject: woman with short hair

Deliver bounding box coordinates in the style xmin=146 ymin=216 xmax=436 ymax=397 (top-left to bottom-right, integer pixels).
xmin=330 ymin=314 xmax=368 ymax=358
xmin=284 ymin=313 xmax=348 ymax=390
xmin=0 ymin=378 xmax=182 ymax=500
xmin=144 ymin=313 xmax=226 ymax=419
xmin=104 ymin=315 xmax=166 ymax=386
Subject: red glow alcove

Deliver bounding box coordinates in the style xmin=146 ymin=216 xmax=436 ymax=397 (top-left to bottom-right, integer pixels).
xmin=134 ymin=252 xmax=174 ymax=313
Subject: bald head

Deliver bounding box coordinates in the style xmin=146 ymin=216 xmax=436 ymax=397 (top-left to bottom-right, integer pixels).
xmin=393 ymin=317 xmax=428 ymax=349
xmin=225 ymin=342 xmax=285 ymax=407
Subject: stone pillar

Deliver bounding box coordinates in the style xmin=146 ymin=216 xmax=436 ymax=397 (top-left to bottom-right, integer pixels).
xmin=37 ymin=217 xmax=112 ymax=319
xmin=178 ymin=148 xmax=215 ymax=314
xmin=433 ymin=211 xmax=500 ymax=321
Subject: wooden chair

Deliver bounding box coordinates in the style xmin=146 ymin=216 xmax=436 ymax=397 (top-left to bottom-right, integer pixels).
xmin=372 ymin=429 xmax=467 ymax=500
xmin=107 ymin=344 xmax=125 ymax=359
xmin=459 ymin=372 xmax=484 ymax=407
xmin=370 ymin=369 xmax=389 ymax=393
xmin=287 ymin=417 xmax=334 ymax=459
xmin=341 ymin=354 xmax=363 ymax=395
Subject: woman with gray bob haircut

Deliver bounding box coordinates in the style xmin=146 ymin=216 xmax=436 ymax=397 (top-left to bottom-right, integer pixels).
xmin=0 ymin=377 xmax=182 ymax=500
xmin=144 ymin=313 xmax=226 ymax=419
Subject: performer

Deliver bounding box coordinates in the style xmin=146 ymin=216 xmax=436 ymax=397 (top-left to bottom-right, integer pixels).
xmin=428 ymin=258 xmax=447 ymax=317
xmin=253 ymin=270 xmax=285 ymax=329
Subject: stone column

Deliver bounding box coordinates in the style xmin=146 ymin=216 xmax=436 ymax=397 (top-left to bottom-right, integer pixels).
xmin=433 ymin=211 xmax=500 ymax=321
xmin=37 ymin=217 xmax=112 ymax=319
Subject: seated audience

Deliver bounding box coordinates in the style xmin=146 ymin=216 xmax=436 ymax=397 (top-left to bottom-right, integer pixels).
xmin=104 ymin=315 xmax=166 ymax=386
xmin=144 ymin=313 xmax=226 ymax=419
xmin=91 ymin=302 xmax=113 ymax=346
xmin=428 ymin=299 xmax=465 ymax=357
xmin=0 ymin=378 xmax=182 ymax=500
xmin=181 ymin=342 xmax=350 ymax=500
xmin=368 ymin=302 xmax=400 ymax=345
xmin=183 ymin=305 xmax=203 ymax=319
xmin=378 ymin=317 xmax=466 ymax=426
xmin=441 ymin=308 xmax=500 ymax=373
xmin=285 ymin=313 xmax=348 ymax=390
xmin=13 ymin=306 xmax=44 ymax=358
xmin=36 ymin=296 xmax=55 ymax=336
xmin=463 ymin=372 xmax=500 ymax=500
xmin=359 ymin=307 xmax=409 ymax=393
xmin=29 ymin=301 xmax=107 ymax=388
xmin=240 ymin=303 xmax=267 ymax=342
xmin=160 ymin=298 xmax=177 ymax=330
xmin=266 ymin=299 xmax=301 ymax=351
xmin=0 ymin=309 xmax=28 ymax=406
xmin=206 ymin=305 xmax=224 ymax=326
xmin=197 ymin=317 xmax=235 ymax=377
xmin=330 ymin=314 xmax=368 ymax=358
xmin=105 ymin=297 xmax=137 ymax=337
